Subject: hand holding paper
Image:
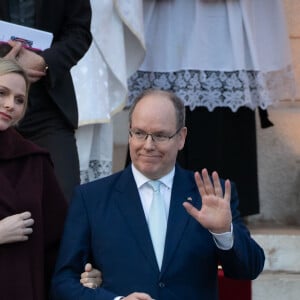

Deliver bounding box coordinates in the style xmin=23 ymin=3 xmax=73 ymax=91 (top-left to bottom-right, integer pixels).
xmin=15 ymin=45 xmax=47 ymax=83
xmin=0 ymin=20 xmax=52 ymax=82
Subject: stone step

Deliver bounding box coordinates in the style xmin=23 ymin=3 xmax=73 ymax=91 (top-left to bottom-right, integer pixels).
xmin=251 ymin=227 xmax=300 ymax=300
xmin=251 ymin=226 xmax=300 ymax=272
xmin=252 ymin=273 xmax=300 ymax=300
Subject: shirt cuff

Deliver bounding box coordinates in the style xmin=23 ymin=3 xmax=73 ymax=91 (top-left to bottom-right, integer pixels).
xmin=211 ymin=223 xmax=234 ymax=250
xmin=114 ymin=297 xmax=124 ymax=300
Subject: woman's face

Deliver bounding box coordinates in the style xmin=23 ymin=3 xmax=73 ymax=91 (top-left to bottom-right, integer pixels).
xmin=0 ymin=73 xmax=27 ymax=131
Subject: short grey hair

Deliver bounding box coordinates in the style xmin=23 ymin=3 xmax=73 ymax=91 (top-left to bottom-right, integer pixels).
xmin=128 ymin=89 xmax=185 ymax=129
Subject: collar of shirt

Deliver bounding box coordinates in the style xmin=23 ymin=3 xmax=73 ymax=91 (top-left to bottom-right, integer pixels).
xmin=131 ymin=163 xmax=174 ymax=190
xmin=131 ymin=164 xmax=175 ymax=220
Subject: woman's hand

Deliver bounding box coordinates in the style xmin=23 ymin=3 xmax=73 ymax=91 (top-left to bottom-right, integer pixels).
xmin=3 ymin=41 xmax=22 ymax=59
xmin=0 ymin=212 xmax=34 ymax=244
xmin=5 ymin=40 xmax=46 ymax=83
xmin=14 ymin=47 xmax=47 ymax=83
xmin=80 ymin=263 xmax=102 ymax=289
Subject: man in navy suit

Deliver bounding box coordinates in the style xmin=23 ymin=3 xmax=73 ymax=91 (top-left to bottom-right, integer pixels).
xmin=51 ymin=89 xmax=265 ymax=300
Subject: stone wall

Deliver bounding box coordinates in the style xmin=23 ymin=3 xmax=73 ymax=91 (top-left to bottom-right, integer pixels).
xmin=284 ymin=0 xmax=300 ymax=98
xmin=247 ymin=1 xmax=300 ymax=225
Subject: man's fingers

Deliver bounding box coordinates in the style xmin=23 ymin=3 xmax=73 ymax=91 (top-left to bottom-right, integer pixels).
xmin=224 ymin=179 xmax=231 ymax=203
xmin=201 ymin=168 xmax=215 ymax=195
xmin=182 ymin=201 xmax=200 ymax=220
xmin=194 ymin=171 xmax=206 ymax=197
xmin=212 ymin=171 xmax=223 ymax=198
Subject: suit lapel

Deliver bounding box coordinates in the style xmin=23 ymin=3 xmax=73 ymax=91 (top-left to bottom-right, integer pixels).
xmin=114 ymin=166 xmax=200 ymax=275
xmin=114 ymin=167 xmax=159 ymax=271
xmin=161 ymin=166 xmax=199 ymax=274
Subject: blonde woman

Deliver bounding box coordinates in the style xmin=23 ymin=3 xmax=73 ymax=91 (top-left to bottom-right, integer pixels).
xmin=0 ymin=58 xmax=67 ymax=299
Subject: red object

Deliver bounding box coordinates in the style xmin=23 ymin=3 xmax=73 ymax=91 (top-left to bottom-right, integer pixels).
xmin=218 ymin=268 xmax=251 ymax=300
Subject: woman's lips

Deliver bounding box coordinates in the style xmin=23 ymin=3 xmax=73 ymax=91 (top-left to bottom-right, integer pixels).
xmin=0 ymin=112 xmax=12 ymax=120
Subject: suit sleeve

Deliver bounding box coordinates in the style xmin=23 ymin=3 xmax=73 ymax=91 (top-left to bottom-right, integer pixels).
xmin=50 ymin=186 xmax=118 ymax=300
xmin=41 ymin=0 xmax=92 ymax=88
xmin=218 ymin=182 xmax=265 ymax=280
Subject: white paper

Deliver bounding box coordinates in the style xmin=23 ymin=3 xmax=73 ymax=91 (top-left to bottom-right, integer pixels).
xmin=0 ymin=20 xmax=53 ymax=51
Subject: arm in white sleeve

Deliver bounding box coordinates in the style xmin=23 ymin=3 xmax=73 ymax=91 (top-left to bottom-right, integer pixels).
xmin=211 ymin=223 xmax=234 ymax=250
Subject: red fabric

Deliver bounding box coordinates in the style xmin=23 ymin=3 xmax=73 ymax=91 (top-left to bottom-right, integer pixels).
xmin=218 ymin=269 xmax=251 ymax=300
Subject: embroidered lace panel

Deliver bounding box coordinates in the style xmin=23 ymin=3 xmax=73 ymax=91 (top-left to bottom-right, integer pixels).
xmin=80 ymin=160 xmax=112 ymax=184
xmin=127 ymin=66 xmax=296 ymax=112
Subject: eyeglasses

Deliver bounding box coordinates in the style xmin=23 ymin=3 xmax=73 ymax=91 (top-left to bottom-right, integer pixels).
xmin=129 ymin=128 xmax=181 ymax=143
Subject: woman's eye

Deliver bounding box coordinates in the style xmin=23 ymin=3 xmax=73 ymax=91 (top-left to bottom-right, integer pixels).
xmin=15 ymin=98 xmax=25 ymax=105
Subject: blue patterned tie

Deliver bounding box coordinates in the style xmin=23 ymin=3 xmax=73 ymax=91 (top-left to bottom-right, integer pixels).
xmin=148 ymin=180 xmax=167 ymax=269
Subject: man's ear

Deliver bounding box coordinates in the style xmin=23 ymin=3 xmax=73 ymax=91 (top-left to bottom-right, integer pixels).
xmin=178 ymin=127 xmax=187 ymax=150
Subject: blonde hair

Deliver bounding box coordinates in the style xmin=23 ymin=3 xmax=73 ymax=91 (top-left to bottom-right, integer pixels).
xmin=0 ymin=58 xmax=29 ymax=121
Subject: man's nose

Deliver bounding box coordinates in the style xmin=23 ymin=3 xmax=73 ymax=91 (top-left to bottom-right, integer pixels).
xmin=144 ymin=134 xmax=155 ymax=148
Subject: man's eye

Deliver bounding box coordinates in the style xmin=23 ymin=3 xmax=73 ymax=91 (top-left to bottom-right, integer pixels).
xmin=134 ymin=131 xmax=146 ymax=138
xmin=154 ymin=134 xmax=167 ymax=141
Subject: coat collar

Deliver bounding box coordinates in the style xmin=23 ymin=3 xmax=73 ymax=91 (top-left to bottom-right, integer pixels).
xmin=0 ymin=128 xmax=49 ymax=160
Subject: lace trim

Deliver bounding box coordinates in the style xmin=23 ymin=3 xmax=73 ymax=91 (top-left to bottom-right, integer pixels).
xmin=80 ymin=160 xmax=112 ymax=184
xmin=127 ymin=66 xmax=296 ymax=112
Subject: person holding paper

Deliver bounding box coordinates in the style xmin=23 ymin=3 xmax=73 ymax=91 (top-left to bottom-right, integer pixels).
xmin=0 ymin=0 xmax=92 ymax=201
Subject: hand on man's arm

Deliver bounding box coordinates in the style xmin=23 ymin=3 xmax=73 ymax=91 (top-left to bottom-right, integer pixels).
xmin=80 ymin=263 xmax=102 ymax=289
xmin=80 ymin=264 xmax=155 ymax=299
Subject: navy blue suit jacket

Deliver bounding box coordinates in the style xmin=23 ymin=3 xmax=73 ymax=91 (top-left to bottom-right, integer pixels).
xmin=51 ymin=165 xmax=264 ymax=300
